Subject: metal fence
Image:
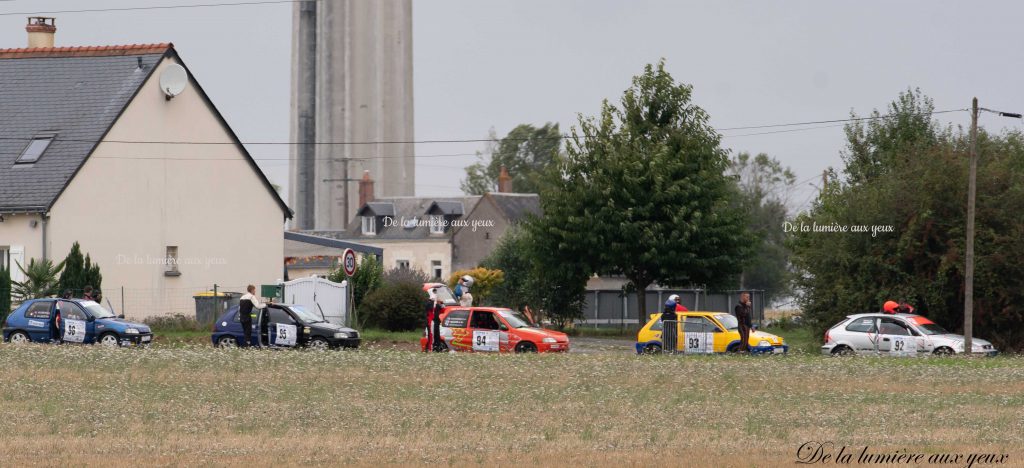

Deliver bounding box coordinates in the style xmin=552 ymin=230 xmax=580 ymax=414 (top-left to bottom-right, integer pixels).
xmin=579 ymin=288 xmax=766 ymax=327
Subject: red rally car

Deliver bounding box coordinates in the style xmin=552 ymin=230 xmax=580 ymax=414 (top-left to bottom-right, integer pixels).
xmin=421 ymin=305 xmax=570 ymax=354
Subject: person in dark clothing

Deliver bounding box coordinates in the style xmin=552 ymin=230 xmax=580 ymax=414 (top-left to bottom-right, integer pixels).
xmin=238 ymin=285 xmax=266 ymax=348
xmin=424 ymin=288 xmax=445 ymax=352
xmin=735 ymin=292 xmax=753 ymax=353
xmin=662 ymin=294 xmax=681 ymax=354
xmin=61 ymin=290 xmax=73 ymax=300
xmin=82 ymin=286 xmax=95 ymax=302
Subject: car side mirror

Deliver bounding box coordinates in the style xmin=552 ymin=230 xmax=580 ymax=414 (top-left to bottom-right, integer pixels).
xmin=499 ymin=323 xmax=508 ymax=331
xmin=87 ymin=316 xmax=96 ymax=323
xmin=118 ymin=314 xmax=125 ymax=319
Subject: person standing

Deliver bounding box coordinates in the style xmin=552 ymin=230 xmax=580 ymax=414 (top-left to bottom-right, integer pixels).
xmin=82 ymin=286 xmax=95 ymax=302
xmin=662 ymin=294 xmax=681 ymax=353
xmin=238 ymin=285 xmax=266 ymax=348
xmin=735 ymin=292 xmax=753 ymax=353
xmin=424 ymin=288 xmax=446 ymax=352
xmin=459 ymin=290 xmax=473 ymax=307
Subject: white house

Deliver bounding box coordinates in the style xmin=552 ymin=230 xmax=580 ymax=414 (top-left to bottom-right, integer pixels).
xmin=0 ymin=19 xmax=291 ymax=318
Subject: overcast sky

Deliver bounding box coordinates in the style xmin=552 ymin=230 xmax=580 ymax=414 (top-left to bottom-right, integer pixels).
xmin=2 ymin=1 xmax=1023 ymax=213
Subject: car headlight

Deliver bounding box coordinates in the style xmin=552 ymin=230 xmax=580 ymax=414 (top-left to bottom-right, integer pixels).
xmin=542 ymin=337 xmax=557 ymax=343
xmin=758 ymin=340 xmax=771 ymax=347
xmin=334 ymin=332 xmax=350 ymax=339
xmin=124 ymin=328 xmax=140 ymax=334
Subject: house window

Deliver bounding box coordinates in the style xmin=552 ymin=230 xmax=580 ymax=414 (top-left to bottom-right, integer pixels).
xmin=429 ymin=215 xmax=445 ymax=235
xmin=15 ymin=135 xmax=55 ymax=164
xmin=396 ymin=259 xmax=410 ymax=270
xmin=0 ymin=246 xmax=9 ymax=271
xmin=165 ymin=246 xmax=180 ymax=276
xmin=361 ymin=216 xmax=376 ymax=235
xmin=431 ymin=260 xmax=442 ymax=280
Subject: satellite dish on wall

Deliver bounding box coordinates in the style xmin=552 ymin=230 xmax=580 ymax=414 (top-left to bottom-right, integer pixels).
xmin=159 ymin=64 xmax=187 ymax=100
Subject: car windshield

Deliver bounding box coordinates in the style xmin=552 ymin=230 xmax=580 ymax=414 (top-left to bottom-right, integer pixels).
xmin=915 ymin=322 xmax=950 ymax=335
xmin=82 ymin=301 xmax=115 ymax=319
xmin=498 ymin=310 xmax=534 ymax=328
xmin=286 ymin=305 xmax=323 ymax=323
xmin=714 ymin=314 xmax=739 ymax=331
xmin=435 ymin=288 xmax=457 ymax=305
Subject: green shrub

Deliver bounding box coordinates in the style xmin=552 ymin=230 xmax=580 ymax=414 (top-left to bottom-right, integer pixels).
xmin=359 ymin=282 xmax=424 ymax=332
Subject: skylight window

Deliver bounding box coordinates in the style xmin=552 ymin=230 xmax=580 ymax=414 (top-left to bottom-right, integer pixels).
xmin=16 ymin=135 xmax=54 ymax=164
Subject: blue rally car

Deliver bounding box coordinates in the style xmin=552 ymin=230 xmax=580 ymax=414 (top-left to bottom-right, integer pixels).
xmin=211 ymin=303 xmax=360 ymax=349
xmin=2 ymin=298 xmax=153 ymax=347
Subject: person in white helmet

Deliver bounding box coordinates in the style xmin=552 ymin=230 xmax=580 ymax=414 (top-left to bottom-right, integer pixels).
xmin=455 ymin=275 xmax=474 ymax=303
xmin=662 ymin=294 xmax=682 ymax=353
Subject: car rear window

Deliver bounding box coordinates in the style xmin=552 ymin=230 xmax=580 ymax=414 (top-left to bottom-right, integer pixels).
xmin=845 ymin=317 xmax=876 ymax=333
xmin=25 ymin=302 xmax=51 ymax=319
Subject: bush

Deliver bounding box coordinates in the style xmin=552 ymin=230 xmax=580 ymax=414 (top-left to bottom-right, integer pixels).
xmin=447 ymin=267 xmax=504 ymax=306
xmin=359 ymin=282 xmax=424 ymax=331
xmin=382 ymin=267 xmax=431 ymax=286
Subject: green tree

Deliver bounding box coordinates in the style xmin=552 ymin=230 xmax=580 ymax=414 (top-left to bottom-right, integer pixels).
xmin=790 ymin=88 xmax=1024 ymax=350
xmin=56 ymin=242 xmax=103 ymax=299
xmin=12 ymin=258 xmax=65 ymax=301
xmin=461 ymin=123 xmax=562 ymax=195
xmin=329 ymin=254 xmax=383 ymax=309
xmin=480 ymin=227 xmax=540 ymax=310
xmin=729 ymin=152 xmax=797 ymax=305
xmin=531 ymin=60 xmax=750 ymax=327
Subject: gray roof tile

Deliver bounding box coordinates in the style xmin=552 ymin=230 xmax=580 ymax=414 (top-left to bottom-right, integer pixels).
xmin=0 ymin=53 xmax=164 ymax=211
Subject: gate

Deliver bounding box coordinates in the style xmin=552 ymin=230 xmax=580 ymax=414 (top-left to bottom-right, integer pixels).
xmin=282 ymin=276 xmax=348 ymax=326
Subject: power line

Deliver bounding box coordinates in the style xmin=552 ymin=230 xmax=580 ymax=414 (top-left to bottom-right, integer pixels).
xmin=0 ymin=108 xmax=970 ymax=147
xmin=0 ymin=0 xmax=313 ymax=16
xmin=716 ymin=108 xmax=967 ymax=131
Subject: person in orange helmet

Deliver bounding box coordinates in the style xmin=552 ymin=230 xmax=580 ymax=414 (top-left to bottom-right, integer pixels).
xmin=883 ymin=300 xmax=899 ymax=314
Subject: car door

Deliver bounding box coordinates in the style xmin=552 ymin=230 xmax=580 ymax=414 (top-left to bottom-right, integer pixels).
xmin=842 ymin=316 xmax=879 ymax=352
xmin=58 ymin=301 xmax=93 ymax=344
xmin=467 ymin=310 xmax=502 ymax=352
xmin=267 ymin=308 xmax=298 ymax=347
xmin=877 ymin=318 xmax=917 ymax=356
xmin=681 ymin=316 xmax=715 ymax=354
xmin=441 ymin=309 xmax=470 ymax=351
xmin=23 ymin=301 xmax=55 ymax=342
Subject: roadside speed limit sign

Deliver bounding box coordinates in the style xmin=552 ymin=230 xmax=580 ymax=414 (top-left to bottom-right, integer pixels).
xmin=343 ymin=248 xmax=357 ymax=277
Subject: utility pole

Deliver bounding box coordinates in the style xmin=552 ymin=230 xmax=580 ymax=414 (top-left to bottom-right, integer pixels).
xmin=963 ymin=98 xmax=978 ymax=355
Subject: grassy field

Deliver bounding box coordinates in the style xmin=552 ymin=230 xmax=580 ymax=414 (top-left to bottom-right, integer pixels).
xmin=1 ymin=343 xmax=1022 ymax=466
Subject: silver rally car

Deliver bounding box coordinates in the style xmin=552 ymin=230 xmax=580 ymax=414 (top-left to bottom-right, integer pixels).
xmin=822 ymin=313 xmax=998 ymax=356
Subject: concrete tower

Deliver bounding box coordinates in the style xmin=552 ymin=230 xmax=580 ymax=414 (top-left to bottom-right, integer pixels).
xmin=290 ymin=0 xmax=414 ymax=230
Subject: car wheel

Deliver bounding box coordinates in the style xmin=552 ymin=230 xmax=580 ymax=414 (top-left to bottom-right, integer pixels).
xmin=933 ymin=346 xmax=955 ymax=356
xmin=832 ymin=345 xmax=855 ymax=356
xmin=642 ymin=343 xmax=662 ymax=355
xmin=514 ymin=341 xmax=537 ymax=353
xmin=217 ymin=335 xmax=238 ymax=348
xmin=308 ymin=337 xmax=330 ymax=350
xmin=98 ymin=333 xmax=121 ymax=347
xmin=9 ymin=331 xmax=30 ymax=344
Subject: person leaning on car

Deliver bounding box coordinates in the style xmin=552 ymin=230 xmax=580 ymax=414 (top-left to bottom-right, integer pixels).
xmin=735 ymin=292 xmax=753 ymax=352
xmin=238 ymin=285 xmax=267 ymax=348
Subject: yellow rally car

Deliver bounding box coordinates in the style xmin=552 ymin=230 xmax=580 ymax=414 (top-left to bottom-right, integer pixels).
xmin=635 ymin=311 xmax=788 ymax=355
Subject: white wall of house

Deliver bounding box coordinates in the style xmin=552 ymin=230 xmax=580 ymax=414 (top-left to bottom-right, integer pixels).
xmin=44 ymin=56 xmax=286 ymax=319
xmin=0 ymin=213 xmax=44 ymax=284
xmin=356 ymin=239 xmax=450 ymax=280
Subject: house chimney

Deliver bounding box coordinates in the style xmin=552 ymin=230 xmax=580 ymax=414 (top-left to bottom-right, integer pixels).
xmin=358 ymin=170 xmax=375 ymax=207
xmin=26 ymin=17 xmax=56 ymax=48
xmin=497 ymin=166 xmax=512 ymax=193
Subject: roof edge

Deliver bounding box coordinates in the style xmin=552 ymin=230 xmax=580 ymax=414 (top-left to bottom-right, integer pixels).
xmin=0 ymin=43 xmax=173 ymax=59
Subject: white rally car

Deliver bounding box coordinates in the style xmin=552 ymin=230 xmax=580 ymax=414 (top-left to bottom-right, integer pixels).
xmin=822 ymin=313 xmax=998 ymax=356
